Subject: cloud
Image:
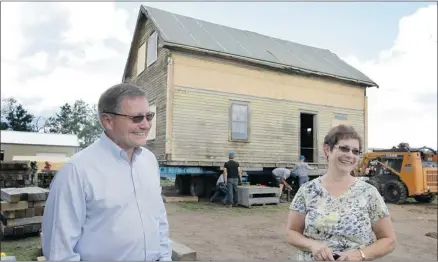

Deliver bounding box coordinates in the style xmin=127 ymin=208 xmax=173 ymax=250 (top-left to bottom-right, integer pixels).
xmin=342 ymin=4 xmax=437 ymax=149
xmin=1 ymin=2 xmax=135 ymax=116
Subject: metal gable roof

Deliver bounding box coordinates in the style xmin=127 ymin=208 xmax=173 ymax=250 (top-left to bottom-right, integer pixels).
xmin=1 ymin=130 xmax=80 ymax=147
xmin=141 ymin=5 xmax=378 ymax=87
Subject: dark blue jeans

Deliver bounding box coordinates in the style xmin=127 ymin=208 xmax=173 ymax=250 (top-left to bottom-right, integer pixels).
xmin=224 ymin=178 xmax=239 ymax=205
xmin=298 ymin=175 xmax=309 ymax=186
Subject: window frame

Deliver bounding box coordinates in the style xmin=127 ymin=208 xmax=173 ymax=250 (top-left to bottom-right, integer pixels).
xmin=334 ymin=113 xmax=348 ymax=121
xmin=146 ymin=31 xmax=158 ymax=67
xmin=136 ymin=41 xmax=146 ymax=76
xmin=229 ymin=100 xmax=250 ymax=142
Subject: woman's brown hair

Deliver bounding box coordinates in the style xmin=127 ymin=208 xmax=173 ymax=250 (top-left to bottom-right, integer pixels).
xmin=323 ymin=124 xmax=363 ymax=176
xmin=323 ymin=124 xmax=363 ymax=154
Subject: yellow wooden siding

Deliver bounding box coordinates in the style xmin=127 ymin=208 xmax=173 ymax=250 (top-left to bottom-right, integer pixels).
xmin=171 ymin=53 xmax=365 ymax=111
xmin=170 ymin=87 xmax=364 ymax=164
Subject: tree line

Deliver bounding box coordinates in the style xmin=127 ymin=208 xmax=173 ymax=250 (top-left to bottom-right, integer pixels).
xmin=1 ymin=98 xmax=103 ymax=149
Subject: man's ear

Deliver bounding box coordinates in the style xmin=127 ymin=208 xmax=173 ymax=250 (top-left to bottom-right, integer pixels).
xmin=100 ymin=114 xmax=113 ymax=131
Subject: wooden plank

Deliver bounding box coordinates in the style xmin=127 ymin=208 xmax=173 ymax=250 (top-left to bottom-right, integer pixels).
xmin=0 ymin=161 xmax=29 ymax=170
xmin=237 ymin=186 xmax=281 ymax=208
xmin=1 ymin=187 xmax=49 ymax=203
xmin=1 ymin=209 xmax=26 ymax=219
xmin=5 ymin=216 xmax=42 ymax=227
xmin=163 ymin=196 xmax=198 ymax=203
xmin=34 ymin=206 xmax=44 ymax=216
xmin=32 ymin=201 xmax=46 ymax=207
xmin=1 ymin=222 xmax=13 ymax=236
xmin=171 ymin=239 xmax=197 ymax=261
xmin=26 ymin=207 xmax=35 ymax=217
xmin=37 ymin=256 xmax=46 ymax=261
xmin=1 ymin=201 xmax=28 ymax=211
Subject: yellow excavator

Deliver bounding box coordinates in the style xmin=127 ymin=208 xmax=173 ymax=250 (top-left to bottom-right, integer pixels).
xmin=355 ymin=143 xmax=437 ymax=204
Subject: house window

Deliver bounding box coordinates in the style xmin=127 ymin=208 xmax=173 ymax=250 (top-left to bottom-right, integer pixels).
xmin=136 ymin=42 xmax=146 ymax=76
xmin=230 ymin=102 xmax=249 ymax=141
xmin=147 ymin=31 xmax=158 ymax=67
xmin=334 ymin=113 xmax=348 ymax=121
xmin=332 ymin=113 xmax=348 ymax=127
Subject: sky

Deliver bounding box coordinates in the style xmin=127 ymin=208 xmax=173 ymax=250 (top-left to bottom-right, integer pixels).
xmin=1 ymin=2 xmax=436 ymax=149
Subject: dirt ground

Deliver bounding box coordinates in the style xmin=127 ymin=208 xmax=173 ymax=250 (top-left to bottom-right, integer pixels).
xmin=2 ymin=198 xmax=437 ymax=261
xmin=166 ymin=199 xmax=437 ymax=261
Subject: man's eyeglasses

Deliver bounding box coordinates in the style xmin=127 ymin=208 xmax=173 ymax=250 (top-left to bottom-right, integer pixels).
xmin=334 ymin=145 xmax=362 ymax=156
xmin=103 ymin=111 xmax=155 ymax=123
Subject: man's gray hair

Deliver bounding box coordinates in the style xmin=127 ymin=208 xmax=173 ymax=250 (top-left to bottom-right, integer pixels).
xmin=97 ymin=83 xmax=147 ymax=125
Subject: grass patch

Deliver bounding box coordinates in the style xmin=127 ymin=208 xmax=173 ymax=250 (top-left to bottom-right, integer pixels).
xmin=1 ymin=235 xmax=41 ymax=261
xmin=172 ymin=201 xmax=219 ymax=212
xmin=160 ymin=179 xmax=174 ymax=186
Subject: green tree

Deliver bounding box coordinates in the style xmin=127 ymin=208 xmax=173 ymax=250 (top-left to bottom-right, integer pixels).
xmin=79 ymin=104 xmax=103 ymax=148
xmin=0 ymin=98 xmax=35 ymax=131
xmin=45 ymin=103 xmax=75 ymax=134
xmin=45 ymin=100 xmax=103 ymax=148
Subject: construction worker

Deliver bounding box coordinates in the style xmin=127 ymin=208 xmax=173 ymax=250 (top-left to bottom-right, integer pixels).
xmin=223 ymin=152 xmax=242 ymax=207
xmin=210 ymin=173 xmax=228 ymax=203
xmin=291 ymin=155 xmax=315 ymax=186
xmin=44 ymin=161 xmax=51 ymax=170
xmin=272 ymin=167 xmax=294 ymax=202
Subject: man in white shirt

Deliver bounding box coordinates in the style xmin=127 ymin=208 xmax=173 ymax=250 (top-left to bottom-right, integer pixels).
xmin=42 ymin=83 xmax=172 ymax=261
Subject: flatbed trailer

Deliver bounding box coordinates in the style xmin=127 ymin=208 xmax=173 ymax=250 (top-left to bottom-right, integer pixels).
xmin=159 ymin=161 xmax=328 ymax=198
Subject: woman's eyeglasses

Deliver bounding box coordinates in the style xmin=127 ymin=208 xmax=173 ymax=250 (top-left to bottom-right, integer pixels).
xmin=103 ymin=111 xmax=155 ymax=123
xmin=334 ymin=145 xmax=361 ymax=156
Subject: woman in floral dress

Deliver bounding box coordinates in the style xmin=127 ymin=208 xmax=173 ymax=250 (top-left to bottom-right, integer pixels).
xmin=286 ymin=125 xmax=396 ymax=261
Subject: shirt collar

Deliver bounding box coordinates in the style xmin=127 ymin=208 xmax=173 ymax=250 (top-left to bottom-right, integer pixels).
xmin=99 ymin=132 xmax=143 ymax=162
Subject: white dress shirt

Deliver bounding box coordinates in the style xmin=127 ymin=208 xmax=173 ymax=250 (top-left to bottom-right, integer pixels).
xmin=42 ymin=132 xmax=172 ymax=261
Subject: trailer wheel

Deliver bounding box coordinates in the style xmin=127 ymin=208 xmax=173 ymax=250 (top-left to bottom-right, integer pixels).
xmin=175 ymin=176 xmax=184 ymax=195
xmin=175 ymin=175 xmax=190 ymax=195
xmin=203 ymin=177 xmax=216 ymax=198
xmin=383 ymin=180 xmax=408 ymax=204
xmin=190 ymin=176 xmax=206 ymax=197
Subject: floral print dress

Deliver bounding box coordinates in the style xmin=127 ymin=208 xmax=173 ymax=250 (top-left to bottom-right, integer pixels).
xmin=289 ymin=177 xmax=390 ymax=261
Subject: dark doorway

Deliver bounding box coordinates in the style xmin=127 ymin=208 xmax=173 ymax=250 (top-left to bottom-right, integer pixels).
xmin=0 ymin=150 xmax=4 ymax=161
xmin=300 ymin=113 xmax=315 ymax=162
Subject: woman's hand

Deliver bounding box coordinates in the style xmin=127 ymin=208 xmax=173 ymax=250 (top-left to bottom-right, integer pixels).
xmin=311 ymin=243 xmax=336 ymax=261
xmin=336 ymin=250 xmax=363 ymax=261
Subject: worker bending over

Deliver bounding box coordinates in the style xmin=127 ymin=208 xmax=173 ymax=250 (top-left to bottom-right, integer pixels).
xmin=272 ymin=167 xmax=294 ymax=202
xmin=210 ymin=173 xmax=228 ymax=203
